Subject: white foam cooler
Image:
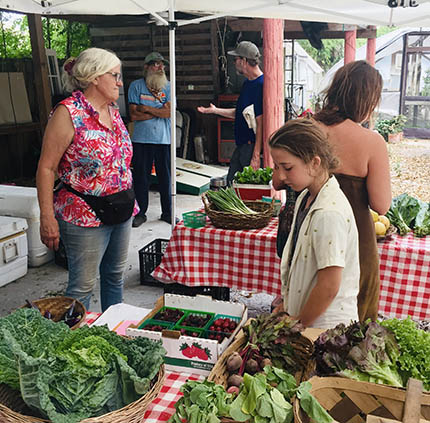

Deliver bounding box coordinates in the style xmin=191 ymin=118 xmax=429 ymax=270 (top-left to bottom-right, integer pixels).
xmin=0 ymin=185 xmax=54 ymax=267
xmin=0 ymin=216 xmax=28 ymax=287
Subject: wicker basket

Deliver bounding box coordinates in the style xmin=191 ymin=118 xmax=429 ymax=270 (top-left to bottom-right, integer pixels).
xmin=22 ymin=296 xmax=86 ymax=330
xmin=0 ymin=364 xmax=165 ymax=423
xmin=202 ymin=194 xmax=273 ymax=230
xmin=293 ymin=376 xmax=430 ymax=423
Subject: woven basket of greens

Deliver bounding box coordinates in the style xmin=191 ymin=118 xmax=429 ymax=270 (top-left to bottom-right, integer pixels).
xmin=202 ymin=188 xmax=273 ymax=230
xmin=0 ymin=308 xmax=166 ymax=423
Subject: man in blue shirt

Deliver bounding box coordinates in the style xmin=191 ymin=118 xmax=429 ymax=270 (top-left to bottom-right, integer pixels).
xmin=197 ymin=41 xmax=264 ymax=184
xmin=128 ymin=52 xmax=172 ymax=227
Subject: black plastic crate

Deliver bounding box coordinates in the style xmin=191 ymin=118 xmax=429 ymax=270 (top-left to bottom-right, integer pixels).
xmin=139 ymin=239 xmax=230 ymax=300
xmin=139 ymin=238 xmax=170 ymax=286
xmin=163 ymin=284 xmax=230 ymax=301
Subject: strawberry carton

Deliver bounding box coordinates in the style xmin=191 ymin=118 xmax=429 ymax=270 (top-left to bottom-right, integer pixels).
xmin=126 ymin=293 xmax=248 ymax=376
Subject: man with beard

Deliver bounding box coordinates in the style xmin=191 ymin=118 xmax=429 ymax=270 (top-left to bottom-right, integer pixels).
xmin=197 ymin=41 xmax=263 ymax=184
xmin=128 ymin=52 xmax=173 ymax=227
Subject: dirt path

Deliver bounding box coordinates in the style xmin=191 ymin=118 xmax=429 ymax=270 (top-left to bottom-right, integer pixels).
xmin=388 ymin=138 xmax=430 ymax=201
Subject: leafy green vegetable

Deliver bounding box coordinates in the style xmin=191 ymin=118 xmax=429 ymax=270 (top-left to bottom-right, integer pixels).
xmin=386 ymin=193 xmax=421 ymax=235
xmin=413 ymin=199 xmax=430 ymax=237
xmin=296 ymin=381 xmax=333 ymax=423
xmin=168 ymin=379 xmax=234 ymax=423
xmin=240 ymin=313 xmax=312 ymax=375
xmin=0 ymin=308 xmax=69 ymax=389
xmin=380 ymin=317 xmax=430 ymax=390
xmin=0 ymin=309 xmax=165 ymax=423
xmin=206 ymin=187 xmax=257 ymax=215
xmin=234 ymin=166 xmax=273 ymax=185
xmin=314 ymin=321 xmax=403 ymax=388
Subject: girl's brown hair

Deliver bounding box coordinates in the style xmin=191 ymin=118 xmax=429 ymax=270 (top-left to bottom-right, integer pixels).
xmin=314 ymin=60 xmax=382 ymax=125
xmin=269 ymin=118 xmax=339 ymax=172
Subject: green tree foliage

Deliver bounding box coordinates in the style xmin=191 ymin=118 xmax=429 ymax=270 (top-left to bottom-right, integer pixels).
xmin=298 ymin=26 xmax=399 ymax=71
xmin=0 ymin=11 xmax=90 ymax=59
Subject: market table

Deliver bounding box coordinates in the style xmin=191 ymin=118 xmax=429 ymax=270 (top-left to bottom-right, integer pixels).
xmin=152 ymin=219 xmax=430 ymax=321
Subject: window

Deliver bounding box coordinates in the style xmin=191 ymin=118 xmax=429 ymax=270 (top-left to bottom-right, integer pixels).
xmin=45 ymin=49 xmax=62 ymax=95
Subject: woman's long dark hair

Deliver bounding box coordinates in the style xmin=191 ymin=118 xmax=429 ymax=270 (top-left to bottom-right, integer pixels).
xmin=314 ymin=60 xmax=382 ymax=126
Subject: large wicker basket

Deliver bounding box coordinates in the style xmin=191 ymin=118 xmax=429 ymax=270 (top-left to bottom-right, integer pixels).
xmin=293 ymin=376 xmax=430 ymax=423
xmin=202 ymin=194 xmax=273 ymax=230
xmin=22 ymin=296 xmax=86 ymax=330
xmin=0 ymin=364 xmax=165 ymax=423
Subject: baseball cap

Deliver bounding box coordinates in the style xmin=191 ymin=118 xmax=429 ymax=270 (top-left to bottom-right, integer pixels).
xmin=228 ymin=41 xmax=261 ymax=60
xmin=144 ymin=52 xmax=169 ymax=65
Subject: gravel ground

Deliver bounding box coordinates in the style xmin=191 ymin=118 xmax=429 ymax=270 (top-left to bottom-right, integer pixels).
xmin=388 ymin=138 xmax=430 ymax=201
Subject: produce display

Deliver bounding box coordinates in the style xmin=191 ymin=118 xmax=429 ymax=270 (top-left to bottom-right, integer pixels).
xmin=0 ymin=308 xmax=166 ymax=423
xmin=239 ymin=313 xmax=313 ymax=375
xmin=168 ymin=366 xmax=332 ymax=423
xmin=154 ymin=307 xmax=185 ymax=323
xmin=370 ymin=209 xmax=391 ymax=236
xmin=207 ymin=317 xmax=238 ymax=342
xmin=206 ymin=187 xmax=258 ymax=215
xmin=386 ymin=193 xmax=430 ymax=237
xmin=233 ymin=166 xmax=273 ymax=185
xmin=180 ymin=312 xmax=213 ymax=328
xmin=314 ymin=318 xmax=430 ymax=390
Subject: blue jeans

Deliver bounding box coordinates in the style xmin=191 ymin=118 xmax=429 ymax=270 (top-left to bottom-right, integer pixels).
xmin=132 ymin=143 xmax=171 ymax=216
xmin=58 ymin=218 xmax=132 ymax=312
xmin=227 ymin=143 xmax=255 ymax=185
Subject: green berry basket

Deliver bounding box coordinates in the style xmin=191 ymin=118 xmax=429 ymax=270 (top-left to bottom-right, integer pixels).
xmin=182 ymin=211 xmax=207 ymax=229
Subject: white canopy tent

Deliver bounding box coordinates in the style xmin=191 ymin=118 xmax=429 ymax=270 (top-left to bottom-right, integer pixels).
xmin=1 ymin=0 xmax=430 ymax=228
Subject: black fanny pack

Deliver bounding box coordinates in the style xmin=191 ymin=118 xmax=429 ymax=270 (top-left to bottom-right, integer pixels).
xmin=63 ymin=183 xmax=135 ymax=225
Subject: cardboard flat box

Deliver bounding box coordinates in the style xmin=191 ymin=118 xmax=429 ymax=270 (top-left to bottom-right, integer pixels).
xmin=127 ymin=293 xmax=248 ymax=376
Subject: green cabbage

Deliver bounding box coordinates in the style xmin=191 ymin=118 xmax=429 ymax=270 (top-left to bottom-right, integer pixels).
xmin=0 ymin=308 xmax=165 ymax=423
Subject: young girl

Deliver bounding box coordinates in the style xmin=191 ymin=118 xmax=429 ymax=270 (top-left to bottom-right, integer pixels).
xmin=270 ymin=119 xmax=360 ymax=329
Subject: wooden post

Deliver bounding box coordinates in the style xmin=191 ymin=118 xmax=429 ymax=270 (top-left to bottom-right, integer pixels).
xmin=263 ymin=18 xmax=284 ymax=168
xmin=366 ymin=26 xmax=377 ymax=66
xmin=344 ymin=29 xmax=357 ymax=64
xmin=27 ymin=14 xmax=51 ymax=133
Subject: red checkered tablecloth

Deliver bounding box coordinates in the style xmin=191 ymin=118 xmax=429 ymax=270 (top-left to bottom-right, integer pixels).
xmin=153 ymin=218 xmax=281 ymax=295
xmin=153 ymin=221 xmax=430 ymax=321
xmin=377 ymin=232 xmax=430 ymax=320
xmin=143 ymin=371 xmax=204 ymax=422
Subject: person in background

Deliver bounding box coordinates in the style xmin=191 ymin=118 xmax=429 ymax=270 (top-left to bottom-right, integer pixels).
xmin=270 ymin=119 xmax=360 ymax=329
xmin=36 ymin=47 xmax=136 ymax=312
xmin=128 ymin=51 xmax=173 ymax=227
xmin=197 ymin=41 xmax=264 ymax=184
xmin=314 ymin=60 xmax=391 ymax=322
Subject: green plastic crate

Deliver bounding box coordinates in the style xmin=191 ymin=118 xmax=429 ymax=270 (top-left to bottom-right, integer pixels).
xmin=175 ymin=310 xmax=214 ymax=330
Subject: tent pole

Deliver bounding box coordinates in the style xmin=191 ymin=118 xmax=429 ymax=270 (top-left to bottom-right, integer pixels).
xmin=169 ymin=0 xmax=177 ymax=233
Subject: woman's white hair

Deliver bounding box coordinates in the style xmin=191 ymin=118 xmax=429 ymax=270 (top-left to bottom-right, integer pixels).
xmin=62 ymin=47 xmax=121 ymax=93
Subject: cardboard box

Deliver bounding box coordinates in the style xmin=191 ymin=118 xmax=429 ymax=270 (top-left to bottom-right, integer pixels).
xmin=126 ymin=293 xmax=248 ymax=376
xmin=233 ymin=182 xmax=271 ymax=201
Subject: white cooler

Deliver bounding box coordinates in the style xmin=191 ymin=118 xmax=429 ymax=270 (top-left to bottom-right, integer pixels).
xmin=0 ymin=185 xmax=54 ymax=267
xmin=0 ymin=216 xmax=28 ymax=287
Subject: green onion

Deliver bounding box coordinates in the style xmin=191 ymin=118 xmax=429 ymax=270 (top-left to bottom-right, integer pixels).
xmin=206 ymin=188 xmax=257 ymax=215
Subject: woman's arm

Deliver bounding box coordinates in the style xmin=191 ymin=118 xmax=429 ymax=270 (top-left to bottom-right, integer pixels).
xmin=366 ymin=132 xmax=392 ymax=215
xmin=36 ymin=105 xmax=74 ymax=251
xmin=296 ymin=266 xmax=342 ymax=327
